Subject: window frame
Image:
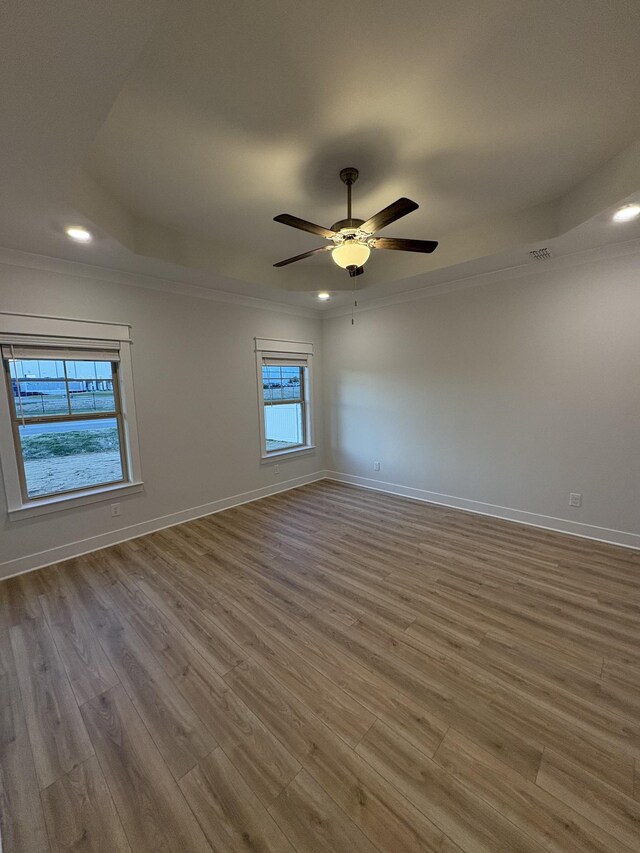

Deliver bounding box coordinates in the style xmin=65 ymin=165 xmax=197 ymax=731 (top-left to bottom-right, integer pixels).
xmin=255 ymin=338 xmax=315 ymax=462
xmin=5 ymin=356 xmax=128 ymax=502
xmin=0 ymin=313 xmax=143 ymax=519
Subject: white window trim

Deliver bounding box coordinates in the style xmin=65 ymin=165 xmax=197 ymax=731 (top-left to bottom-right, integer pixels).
xmin=0 ymin=312 xmax=143 ymax=519
xmin=255 ymin=338 xmax=315 ymax=463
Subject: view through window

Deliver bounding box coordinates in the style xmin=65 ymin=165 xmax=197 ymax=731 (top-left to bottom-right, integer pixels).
xmin=262 ymin=364 xmax=306 ymax=452
xmin=6 ymin=354 xmax=126 ymax=499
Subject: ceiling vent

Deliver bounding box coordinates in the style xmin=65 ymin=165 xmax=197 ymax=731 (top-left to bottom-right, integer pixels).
xmin=529 ymin=247 xmax=553 ymax=261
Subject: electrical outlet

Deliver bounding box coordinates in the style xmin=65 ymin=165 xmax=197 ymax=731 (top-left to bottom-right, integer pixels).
xmin=111 ymin=503 xmax=121 ymax=518
xmin=274 ymin=464 xmax=280 ymax=475
xmin=569 ymin=493 xmax=582 ymax=508
xmin=373 ymin=461 xmax=381 ymax=472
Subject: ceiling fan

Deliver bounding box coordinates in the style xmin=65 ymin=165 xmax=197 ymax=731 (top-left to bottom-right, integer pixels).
xmin=273 ymin=167 xmax=438 ymax=277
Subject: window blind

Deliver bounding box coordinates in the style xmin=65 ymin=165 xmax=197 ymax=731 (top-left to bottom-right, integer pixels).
xmin=262 ymin=354 xmax=309 ymax=367
xmin=255 ymin=338 xmax=313 ymax=356
xmin=1 ymin=344 xmax=120 ymax=362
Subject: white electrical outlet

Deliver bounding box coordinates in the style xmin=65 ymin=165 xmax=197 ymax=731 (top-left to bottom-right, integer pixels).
xmin=274 ymin=464 xmax=280 ymax=475
xmin=569 ymin=493 xmax=582 ymax=508
xmin=111 ymin=503 xmax=121 ymax=517
xmin=373 ymin=461 xmax=381 ymax=472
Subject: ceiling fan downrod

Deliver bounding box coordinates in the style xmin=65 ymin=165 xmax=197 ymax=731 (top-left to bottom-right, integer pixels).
xmin=340 ymin=167 xmax=359 ymax=221
xmin=331 ymin=168 xmax=365 ymax=233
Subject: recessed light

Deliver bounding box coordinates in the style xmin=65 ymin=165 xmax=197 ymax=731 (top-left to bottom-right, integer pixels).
xmin=65 ymin=225 xmax=92 ymax=242
xmin=612 ymin=204 xmax=640 ymax=223
xmin=317 ymin=292 xmax=331 ymax=301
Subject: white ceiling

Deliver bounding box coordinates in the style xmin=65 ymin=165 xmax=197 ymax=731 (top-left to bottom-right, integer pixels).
xmin=2 ymin=0 xmax=640 ymax=308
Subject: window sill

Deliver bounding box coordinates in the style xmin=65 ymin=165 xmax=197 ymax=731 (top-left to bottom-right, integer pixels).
xmin=8 ymin=481 xmax=144 ymax=520
xmin=261 ymin=445 xmax=316 ymax=464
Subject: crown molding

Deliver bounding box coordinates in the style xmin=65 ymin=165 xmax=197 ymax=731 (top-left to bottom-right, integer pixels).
xmin=0 ymin=246 xmax=318 ymax=319
xmin=320 ymin=236 xmax=640 ymax=320
xmin=2 ymin=236 xmax=639 ymax=323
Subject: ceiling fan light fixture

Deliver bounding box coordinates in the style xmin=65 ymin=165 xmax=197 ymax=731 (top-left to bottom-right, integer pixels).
xmin=331 ymin=240 xmax=371 ymax=269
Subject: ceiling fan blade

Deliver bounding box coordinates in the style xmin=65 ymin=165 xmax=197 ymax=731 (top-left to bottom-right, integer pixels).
xmin=361 ymin=198 xmax=419 ymax=234
xmin=273 ymin=245 xmax=334 ymax=267
xmin=371 ymin=236 xmax=438 ymax=254
xmin=274 ymin=213 xmax=336 ymax=239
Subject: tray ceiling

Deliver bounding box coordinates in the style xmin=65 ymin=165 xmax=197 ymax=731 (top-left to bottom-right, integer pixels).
xmin=2 ymin=0 xmax=640 ymax=306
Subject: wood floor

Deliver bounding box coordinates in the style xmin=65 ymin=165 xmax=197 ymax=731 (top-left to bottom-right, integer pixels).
xmin=1 ymin=480 xmax=640 ymax=852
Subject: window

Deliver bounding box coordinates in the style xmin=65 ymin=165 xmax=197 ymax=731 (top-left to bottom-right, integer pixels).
xmin=0 ymin=313 xmax=142 ymax=517
xmin=262 ymin=362 xmax=306 ymax=452
xmin=255 ymin=338 xmax=314 ymax=460
xmin=4 ymin=350 xmax=126 ymax=499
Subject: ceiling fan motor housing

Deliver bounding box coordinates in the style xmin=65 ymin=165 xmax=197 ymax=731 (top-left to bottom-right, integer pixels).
xmin=331 ymin=218 xmax=365 ymax=233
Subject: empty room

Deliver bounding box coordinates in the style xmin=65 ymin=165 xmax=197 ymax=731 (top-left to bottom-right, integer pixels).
xmin=1 ymin=2 xmax=640 ymax=851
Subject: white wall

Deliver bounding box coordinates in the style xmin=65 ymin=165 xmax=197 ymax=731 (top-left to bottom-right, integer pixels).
xmin=323 ymin=249 xmax=640 ymax=546
xmin=0 ymin=259 xmax=324 ymax=576
xmin=2 ymin=244 xmax=639 ymax=575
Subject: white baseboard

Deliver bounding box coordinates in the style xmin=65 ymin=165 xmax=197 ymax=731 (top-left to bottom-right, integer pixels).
xmin=325 ymin=471 xmax=640 ymax=550
xmin=0 ymin=472 xmax=325 ymax=580
xmin=4 ymin=468 xmax=638 ymax=580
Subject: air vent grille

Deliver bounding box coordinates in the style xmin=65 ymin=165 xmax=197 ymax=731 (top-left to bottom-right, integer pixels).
xmin=529 ymin=247 xmax=552 ymax=261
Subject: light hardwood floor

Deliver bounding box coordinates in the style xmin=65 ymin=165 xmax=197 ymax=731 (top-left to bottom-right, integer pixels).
xmin=1 ymin=480 xmax=640 ymax=852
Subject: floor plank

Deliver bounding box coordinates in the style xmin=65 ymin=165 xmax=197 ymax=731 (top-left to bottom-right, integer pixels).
xmin=537 ymin=748 xmax=640 ymax=850
xmin=230 ymin=593 xmax=449 ymax=757
xmin=225 ymin=658 xmax=462 ymax=853
xmin=39 ymin=582 xmax=120 ymax=705
xmin=356 ymin=718 xmax=547 ymax=852
xmin=0 ymin=700 xmax=50 ymax=853
xmin=41 ymin=754 xmax=131 ymax=852
xmin=172 ymin=643 xmax=301 ymax=806
xmin=9 ymin=616 xmax=93 ymax=790
xmin=214 ymin=596 xmax=377 ymax=748
xmin=433 ymin=728 xmax=632 ymax=852
xmin=94 ymin=617 xmax=216 ymax=780
xmin=0 ymin=626 xmax=19 ymax=711
xmin=269 ymin=769 xmax=380 ymax=853
xmin=80 ymin=684 xmax=211 ymax=853
xmin=179 ymin=747 xmax=297 ymax=853
xmin=299 ymin=607 xmax=545 ymax=782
